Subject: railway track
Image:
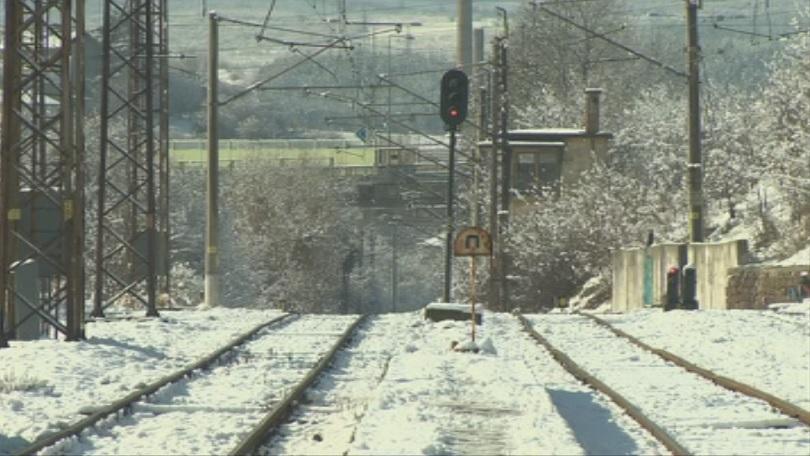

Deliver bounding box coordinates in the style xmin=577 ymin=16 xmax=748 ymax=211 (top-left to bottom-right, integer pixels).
xmin=229 ymin=315 xmax=367 ymax=455
xmin=14 ymin=313 xmax=362 ymax=456
xmin=259 ymin=312 xmax=670 ymax=455
xmin=519 ymin=313 xmax=810 ymax=456
xmin=10 ymin=311 xmax=806 ymax=455
xmin=578 ymin=312 xmax=810 ymax=426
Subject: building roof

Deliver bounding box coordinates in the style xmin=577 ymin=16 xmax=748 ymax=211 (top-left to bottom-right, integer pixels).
xmin=508 ymin=128 xmax=613 ymax=140
xmin=477 ymin=140 xmax=566 ymax=148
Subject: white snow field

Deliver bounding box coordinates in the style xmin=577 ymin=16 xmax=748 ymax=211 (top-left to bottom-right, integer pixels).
xmin=0 ymin=306 xmax=808 ymax=455
xmin=526 ymin=313 xmax=810 ymax=455
xmin=0 ymin=307 xmax=284 ymax=452
xmin=598 ymin=308 xmax=810 ymax=409
xmin=58 ymin=314 xmax=357 ymax=455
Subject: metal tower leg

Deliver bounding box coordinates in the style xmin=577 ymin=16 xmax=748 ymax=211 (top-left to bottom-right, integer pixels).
xmin=1 ymin=0 xmax=86 ymax=344
xmin=94 ymin=0 xmax=164 ymax=318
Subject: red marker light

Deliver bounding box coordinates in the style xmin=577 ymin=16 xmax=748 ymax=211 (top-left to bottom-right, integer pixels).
xmin=449 ymin=108 xmax=459 ymax=118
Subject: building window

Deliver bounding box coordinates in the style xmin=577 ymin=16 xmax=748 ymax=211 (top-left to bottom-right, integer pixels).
xmin=514 ymin=150 xmax=562 ymax=196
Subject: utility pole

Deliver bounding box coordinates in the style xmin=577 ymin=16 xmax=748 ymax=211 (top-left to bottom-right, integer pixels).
xmin=73 ymin=0 xmax=88 ymax=338
xmin=144 ymin=0 xmax=159 ymax=318
xmin=488 ymin=39 xmax=501 ymax=311
xmin=159 ymin=0 xmax=171 ymax=297
xmin=473 ymin=28 xmax=485 ymax=71
xmin=391 ymin=222 xmax=398 ymax=312
xmin=497 ymin=38 xmax=512 ymax=312
xmin=686 ymin=0 xmax=704 ymax=242
xmin=473 ymin=27 xmax=486 ymax=227
xmin=457 ymin=0 xmax=473 ymax=71
xmin=205 ymin=12 xmax=220 ymax=307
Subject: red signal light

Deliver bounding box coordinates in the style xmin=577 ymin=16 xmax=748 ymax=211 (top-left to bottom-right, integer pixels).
xmin=449 ymin=107 xmax=460 ymax=118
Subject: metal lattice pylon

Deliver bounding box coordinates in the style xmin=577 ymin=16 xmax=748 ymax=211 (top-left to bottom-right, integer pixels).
xmin=94 ymin=0 xmax=165 ymax=317
xmin=0 ymin=0 xmax=86 ymax=345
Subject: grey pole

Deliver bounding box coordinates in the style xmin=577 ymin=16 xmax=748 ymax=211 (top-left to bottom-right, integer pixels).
xmin=443 ymin=128 xmax=457 ymax=303
xmin=473 ymin=27 xmax=485 ymax=70
xmin=392 ymin=222 xmax=398 ymax=312
xmin=205 ymin=12 xmax=220 ymax=307
xmin=686 ymin=0 xmax=704 ymax=242
xmin=472 ymin=27 xmax=486 ymax=227
xmin=488 ymin=39 xmax=501 ymax=311
xmin=145 ymin=0 xmax=159 ymax=318
xmin=159 ymin=0 xmax=172 ymax=297
xmin=498 ymin=40 xmax=511 ymax=311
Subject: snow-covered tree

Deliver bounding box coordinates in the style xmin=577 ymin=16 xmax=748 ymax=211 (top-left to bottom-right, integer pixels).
xmin=223 ymin=163 xmax=363 ymax=312
xmin=747 ymin=29 xmax=810 ymax=252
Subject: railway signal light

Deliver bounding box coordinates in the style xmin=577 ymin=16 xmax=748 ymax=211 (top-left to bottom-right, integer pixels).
xmin=440 ymin=69 xmax=469 ymax=128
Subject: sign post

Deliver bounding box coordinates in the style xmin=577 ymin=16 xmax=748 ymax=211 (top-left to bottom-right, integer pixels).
xmin=454 ymin=227 xmax=492 ymax=342
xmin=470 ymin=255 xmax=477 ymax=341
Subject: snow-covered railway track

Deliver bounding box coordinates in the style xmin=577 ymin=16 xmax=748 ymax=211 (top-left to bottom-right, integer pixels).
xmin=16 ymin=314 xmax=360 ymax=456
xmin=14 ymin=313 xmax=294 ymax=456
xmin=228 ymin=315 xmax=367 ymax=455
xmin=253 ymin=313 xmax=670 ymax=455
xmin=521 ymin=314 xmax=810 ymax=455
xmin=254 ymin=315 xmax=409 ymax=455
xmin=578 ymin=312 xmax=810 ymax=426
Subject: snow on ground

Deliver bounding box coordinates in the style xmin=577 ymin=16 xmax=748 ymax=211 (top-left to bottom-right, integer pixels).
xmin=2 ymin=307 xmax=808 ymax=455
xmin=771 ymin=245 xmax=810 ymax=266
xmin=526 ymin=313 xmax=810 ymax=455
xmin=0 ymin=307 xmax=284 ymax=454
xmin=267 ymin=311 xmax=665 ymax=456
xmin=58 ymin=315 xmax=356 ymax=455
xmin=597 ymin=308 xmax=810 ymax=409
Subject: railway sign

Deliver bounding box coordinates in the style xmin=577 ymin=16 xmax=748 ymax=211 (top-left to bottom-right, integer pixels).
xmin=355 ymin=127 xmax=368 ymax=143
xmin=453 ymin=227 xmax=492 ymax=257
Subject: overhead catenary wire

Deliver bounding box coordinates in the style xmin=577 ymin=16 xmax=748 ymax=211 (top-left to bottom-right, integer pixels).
xmin=256 ymin=0 xmax=279 ymax=41
xmin=219 ymin=26 xmax=404 ymax=106
xmin=216 ymin=15 xmax=343 ymax=39
xmin=532 ymin=3 xmax=688 ymax=79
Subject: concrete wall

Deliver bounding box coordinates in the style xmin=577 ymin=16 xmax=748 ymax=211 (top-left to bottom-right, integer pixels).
xmin=727 ymin=264 xmax=810 ymax=309
xmin=611 ymin=248 xmax=641 ymax=312
xmin=612 ymin=240 xmax=749 ymax=312
xmin=688 ymin=240 xmax=749 ymax=310
xmin=611 ymin=244 xmax=685 ymax=312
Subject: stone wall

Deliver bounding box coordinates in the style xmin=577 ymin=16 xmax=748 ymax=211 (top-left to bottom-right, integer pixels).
xmin=727 ymin=265 xmax=810 ymax=309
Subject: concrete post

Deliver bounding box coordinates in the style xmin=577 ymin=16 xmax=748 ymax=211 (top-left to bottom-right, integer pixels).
xmin=205 ymin=12 xmax=220 ymax=307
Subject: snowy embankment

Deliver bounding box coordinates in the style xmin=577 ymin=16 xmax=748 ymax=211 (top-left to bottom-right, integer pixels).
xmin=0 ymin=308 xmax=283 ymax=454
xmin=597 ymin=308 xmax=810 ymax=409
xmin=266 ymin=312 xmax=664 ymax=456
xmin=526 ymin=313 xmax=810 ymax=455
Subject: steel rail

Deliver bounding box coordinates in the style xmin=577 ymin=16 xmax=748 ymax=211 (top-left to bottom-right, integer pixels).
xmin=517 ymin=314 xmax=691 ymax=456
xmin=578 ymin=312 xmax=810 ymax=426
xmin=15 ymin=313 xmax=297 ymax=456
xmin=229 ymin=315 xmax=368 ymax=456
